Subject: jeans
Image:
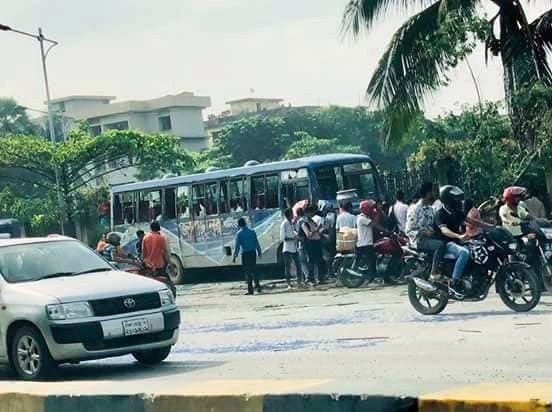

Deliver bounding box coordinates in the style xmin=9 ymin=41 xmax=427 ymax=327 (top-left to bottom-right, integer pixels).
xmin=446 ymin=242 xmax=470 ymax=280
xmin=417 ymin=237 xmax=446 ymax=275
xmin=305 ymin=239 xmax=325 ymax=283
xmin=283 ymin=251 xmax=303 ymax=284
xmin=355 ymin=245 xmax=376 ymax=276
xmin=242 ymin=251 xmax=261 ymax=293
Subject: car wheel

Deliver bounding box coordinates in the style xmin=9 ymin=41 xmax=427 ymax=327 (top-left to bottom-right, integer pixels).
xmin=132 ymin=346 xmax=171 ymax=365
xmin=11 ymin=326 xmax=57 ymax=381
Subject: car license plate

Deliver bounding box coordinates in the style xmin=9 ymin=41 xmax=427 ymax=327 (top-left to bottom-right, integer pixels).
xmin=123 ymin=318 xmax=150 ymax=336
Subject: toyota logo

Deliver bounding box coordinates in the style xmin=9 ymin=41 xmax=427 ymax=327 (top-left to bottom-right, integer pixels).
xmin=123 ymin=298 xmax=136 ymax=308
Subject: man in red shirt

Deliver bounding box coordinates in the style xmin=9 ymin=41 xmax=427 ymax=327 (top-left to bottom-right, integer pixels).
xmin=142 ymin=221 xmax=170 ymax=274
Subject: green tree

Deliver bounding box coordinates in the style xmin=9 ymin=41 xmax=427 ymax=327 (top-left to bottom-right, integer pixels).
xmin=0 ymin=130 xmax=193 ymax=226
xmin=0 ymin=97 xmax=37 ymax=136
xmin=342 ymin=0 xmax=552 ymax=148
xmin=283 ymin=132 xmax=360 ymax=160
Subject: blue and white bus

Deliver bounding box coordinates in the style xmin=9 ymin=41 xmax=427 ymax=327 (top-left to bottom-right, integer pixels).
xmin=110 ymin=153 xmax=384 ymax=283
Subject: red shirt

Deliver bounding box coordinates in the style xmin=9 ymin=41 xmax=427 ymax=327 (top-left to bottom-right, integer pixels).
xmin=142 ymin=231 xmax=167 ymax=270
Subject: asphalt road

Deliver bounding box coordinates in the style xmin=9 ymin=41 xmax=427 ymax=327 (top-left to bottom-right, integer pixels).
xmin=2 ymin=280 xmax=552 ymax=396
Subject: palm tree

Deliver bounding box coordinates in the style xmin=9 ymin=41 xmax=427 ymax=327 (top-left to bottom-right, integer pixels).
xmin=342 ymin=0 xmax=552 ymax=149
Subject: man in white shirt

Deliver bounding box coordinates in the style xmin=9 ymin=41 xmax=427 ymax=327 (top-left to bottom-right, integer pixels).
xmin=389 ymin=191 xmax=409 ymax=233
xmin=355 ymin=200 xmax=376 ymax=276
xmin=280 ymin=208 xmax=303 ymax=288
xmin=336 ymin=202 xmax=356 ymax=231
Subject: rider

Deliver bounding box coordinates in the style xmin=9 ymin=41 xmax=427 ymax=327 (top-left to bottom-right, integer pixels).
xmin=434 ymin=185 xmax=470 ymax=292
xmin=355 ymin=200 xmax=378 ymax=277
xmin=101 ymin=232 xmax=133 ymax=264
xmin=500 ymin=186 xmax=529 ymax=237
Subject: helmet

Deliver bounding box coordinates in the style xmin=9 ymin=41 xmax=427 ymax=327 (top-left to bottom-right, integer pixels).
xmin=106 ymin=232 xmax=121 ymax=246
xmin=503 ymin=186 xmax=527 ymax=206
xmin=360 ymin=200 xmax=377 ymax=219
xmin=439 ymin=185 xmax=465 ymax=213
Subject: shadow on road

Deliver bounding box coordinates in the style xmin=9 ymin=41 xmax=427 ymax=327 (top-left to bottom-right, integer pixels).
xmin=0 ymin=360 xmax=225 ymax=382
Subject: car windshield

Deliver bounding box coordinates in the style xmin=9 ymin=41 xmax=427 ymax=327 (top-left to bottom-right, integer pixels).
xmin=0 ymin=240 xmax=112 ymax=283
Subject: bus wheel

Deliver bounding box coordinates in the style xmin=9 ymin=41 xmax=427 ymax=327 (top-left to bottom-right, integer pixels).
xmin=168 ymin=255 xmax=184 ymax=284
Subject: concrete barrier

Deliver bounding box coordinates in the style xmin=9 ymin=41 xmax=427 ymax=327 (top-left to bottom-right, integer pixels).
xmin=0 ymin=382 xmax=551 ymax=412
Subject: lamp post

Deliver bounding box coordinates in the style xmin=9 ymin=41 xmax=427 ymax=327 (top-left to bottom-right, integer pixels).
xmin=1 ymin=24 xmax=66 ymax=234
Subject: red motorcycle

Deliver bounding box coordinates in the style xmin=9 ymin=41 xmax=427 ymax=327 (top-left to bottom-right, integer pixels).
xmin=334 ymin=232 xmax=414 ymax=288
xmin=125 ymin=256 xmax=177 ymax=297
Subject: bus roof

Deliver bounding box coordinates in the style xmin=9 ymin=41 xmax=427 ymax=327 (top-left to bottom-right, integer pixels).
xmin=112 ymin=153 xmax=374 ymax=194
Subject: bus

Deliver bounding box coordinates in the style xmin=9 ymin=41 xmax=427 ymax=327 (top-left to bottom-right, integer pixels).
xmin=0 ymin=219 xmax=24 ymax=239
xmin=110 ymin=153 xmax=384 ymax=283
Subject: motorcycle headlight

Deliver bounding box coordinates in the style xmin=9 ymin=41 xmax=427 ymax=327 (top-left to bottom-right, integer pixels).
xmin=47 ymin=302 xmax=93 ymax=320
xmin=508 ymin=241 xmax=518 ymax=251
xmin=159 ymin=290 xmax=174 ymax=306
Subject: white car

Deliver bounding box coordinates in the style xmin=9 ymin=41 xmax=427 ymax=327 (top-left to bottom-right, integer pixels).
xmin=0 ymin=236 xmax=180 ymax=380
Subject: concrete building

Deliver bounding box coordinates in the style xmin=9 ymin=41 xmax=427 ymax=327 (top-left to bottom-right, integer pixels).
xmin=225 ymin=97 xmax=283 ymax=116
xmin=50 ymin=91 xmax=211 ymax=152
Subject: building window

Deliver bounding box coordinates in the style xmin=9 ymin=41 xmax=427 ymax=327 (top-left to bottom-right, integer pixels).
xmin=104 ymin=121 xmax=129 ymax=131
xmin=90 ymin=125 xmax=102 ymax=136
xmin=159 ymin=115 xmax=172 ymax=131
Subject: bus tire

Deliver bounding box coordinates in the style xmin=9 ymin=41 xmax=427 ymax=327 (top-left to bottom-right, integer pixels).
xmin=168 ymin=255 xmax=184 ymax=284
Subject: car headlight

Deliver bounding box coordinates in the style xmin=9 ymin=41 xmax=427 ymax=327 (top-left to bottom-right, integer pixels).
xmin=508 ymin=241 xmax=518 ymax=251
xmin=159 ymin=290 xmax=174 ymax=306
xmin=46 ymin=302 xmax=93 ymax=320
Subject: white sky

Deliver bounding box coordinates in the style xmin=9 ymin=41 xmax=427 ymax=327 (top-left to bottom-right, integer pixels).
xmin=0 ymin=1 xmax=549 ymax=119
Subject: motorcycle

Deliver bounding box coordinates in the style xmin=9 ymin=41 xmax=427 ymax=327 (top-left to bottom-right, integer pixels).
xmin=125 ymin=255 xmax=177 ymax=298
xmin=333 ymin=232 xmax=413 ymax=288
xmin=519 ymin=218 xmax=552 ymax=291
xmin=407 ymin=227 xmax=541 ymax=315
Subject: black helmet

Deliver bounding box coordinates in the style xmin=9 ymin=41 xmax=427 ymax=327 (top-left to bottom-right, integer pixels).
xmin=439 ymin=185 xmax=465 ymax=213
xmin=106 ymin=232 xmax=121 ymax=246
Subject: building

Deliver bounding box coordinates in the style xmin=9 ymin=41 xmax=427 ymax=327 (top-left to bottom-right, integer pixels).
xmin=225 ymin=97 xmax=283 ymax=116
xmin=45 ymin=92 xmax=211 ymax=187
xmin=49 ymin=91 xmax=211 ymax=152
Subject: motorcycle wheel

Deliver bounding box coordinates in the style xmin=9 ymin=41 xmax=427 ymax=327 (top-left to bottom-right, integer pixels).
xmin=408 ymin=278 xmax=448 ymax=315
xmin=498 ymin=266 xmax=540 ymax=312
xmin=339 ymin=265 xmax=366 ymax=289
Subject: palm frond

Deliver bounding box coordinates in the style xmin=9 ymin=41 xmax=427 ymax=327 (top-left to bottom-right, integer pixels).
xmin=366 ymin=0 xmax=478 ymax=147
xmin=341 ymin=0 xmax=438 ymax=37
xmin=532 ymin=8 xmax=552 ymax=52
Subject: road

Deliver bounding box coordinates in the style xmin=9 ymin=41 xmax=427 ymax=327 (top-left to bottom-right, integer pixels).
xmin=2 ymin=280 xmax=552 ymax=396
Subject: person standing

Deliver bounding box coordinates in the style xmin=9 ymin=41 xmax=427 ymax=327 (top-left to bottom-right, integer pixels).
xmin=336 ymin=202 xmax=356 ymax=231
xmin=389 ymin=191 xmax=409 ymax=233
xmin=355 ymin=200 xmax=377 ymax=276
xmin=301 ymin=206 xmax=325 ymax=285
xmin=233 ymin=218 xmax=262 ymax=295
xmin=142 ymin=222 xmax=170 ymax=276
xmin=280 ymin=208 xmax=303 ymax=289
xmin=135 ymin=230 xmax=145 ymax=257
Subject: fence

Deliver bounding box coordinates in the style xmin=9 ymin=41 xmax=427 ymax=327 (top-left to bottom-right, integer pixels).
xmin=380 ymin=167 xmax=435 ymax=202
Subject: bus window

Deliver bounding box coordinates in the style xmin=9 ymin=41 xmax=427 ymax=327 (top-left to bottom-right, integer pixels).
xmin=265 ymin=174 xmax=279 ymax=209
xmin=177 ymin=186 xmax=190 ymax=219
xmin=230 ymin=178 xmax=247 ymax=212
xmin=164 ymin=188 xmax=177 ymax=219
xmin=219 ymin=181 xmax=229 ymax=214
xmin=281 ymin=169 xmax=310 ymax=206
xmin=206 ymin=182 xmax=219 ymax=215
xmin=314 ymin=166 xmax=340 ymax=200
xmin=343 ymin=162 xmax=377 ymax=199
xmin=115 ymin=192 xmax=135 ymax=224
xmin=251 ymin=175 xmax=266 ymax=210
xmin=192 ymin=184 xmax=206 ymax=217
xmin=138 ymin=190 xmax=161 ymax=222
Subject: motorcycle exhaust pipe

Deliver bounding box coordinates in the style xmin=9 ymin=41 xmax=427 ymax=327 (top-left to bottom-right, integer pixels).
xmin=344 ymin=268 xmax=363 ymax=278
xmin=412 ymin=277 xmax=437 ymax=293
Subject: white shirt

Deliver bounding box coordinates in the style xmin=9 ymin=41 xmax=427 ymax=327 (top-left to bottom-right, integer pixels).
xmin=312 ymin=215 xmax=323 ymax=227
xmin=336 ymin=212 xmax=356 ymax=230
xmin=356 ymin=214 xmax=373 ymax=247
xmin=280 ymin=219 xmax=297 ymax=253
xmin=391 ymin=201 xmax=409 ymax=232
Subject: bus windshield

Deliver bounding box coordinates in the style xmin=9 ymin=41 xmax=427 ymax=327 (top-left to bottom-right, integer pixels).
xmin=314 ymin=162 xmax=377 ymax=200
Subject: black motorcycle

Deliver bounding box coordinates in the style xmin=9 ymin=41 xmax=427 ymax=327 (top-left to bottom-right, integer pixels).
xmin=407 ymin=227 xmax=541 ymax=315
xmin=519 ymin=218 xmax=552 ymax=291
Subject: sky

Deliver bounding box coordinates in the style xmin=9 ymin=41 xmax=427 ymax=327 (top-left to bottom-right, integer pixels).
xmin=0 ymin=1 xmax=550 ymax=119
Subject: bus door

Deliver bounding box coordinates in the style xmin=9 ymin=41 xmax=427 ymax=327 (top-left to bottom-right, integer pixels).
xmin=280 ymin=168 xmax=311 ymax=209
xmin=224 ymin=177 xmax=249 ymax=261
xmin=250 ymin=173 xmax=281 ymax=262
xmin=176 ymin=185 xmax=194 ymax=261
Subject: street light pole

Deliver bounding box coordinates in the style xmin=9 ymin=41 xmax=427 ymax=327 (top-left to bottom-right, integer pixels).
xmin=0 ymin=24 xmax=66 ymax=234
